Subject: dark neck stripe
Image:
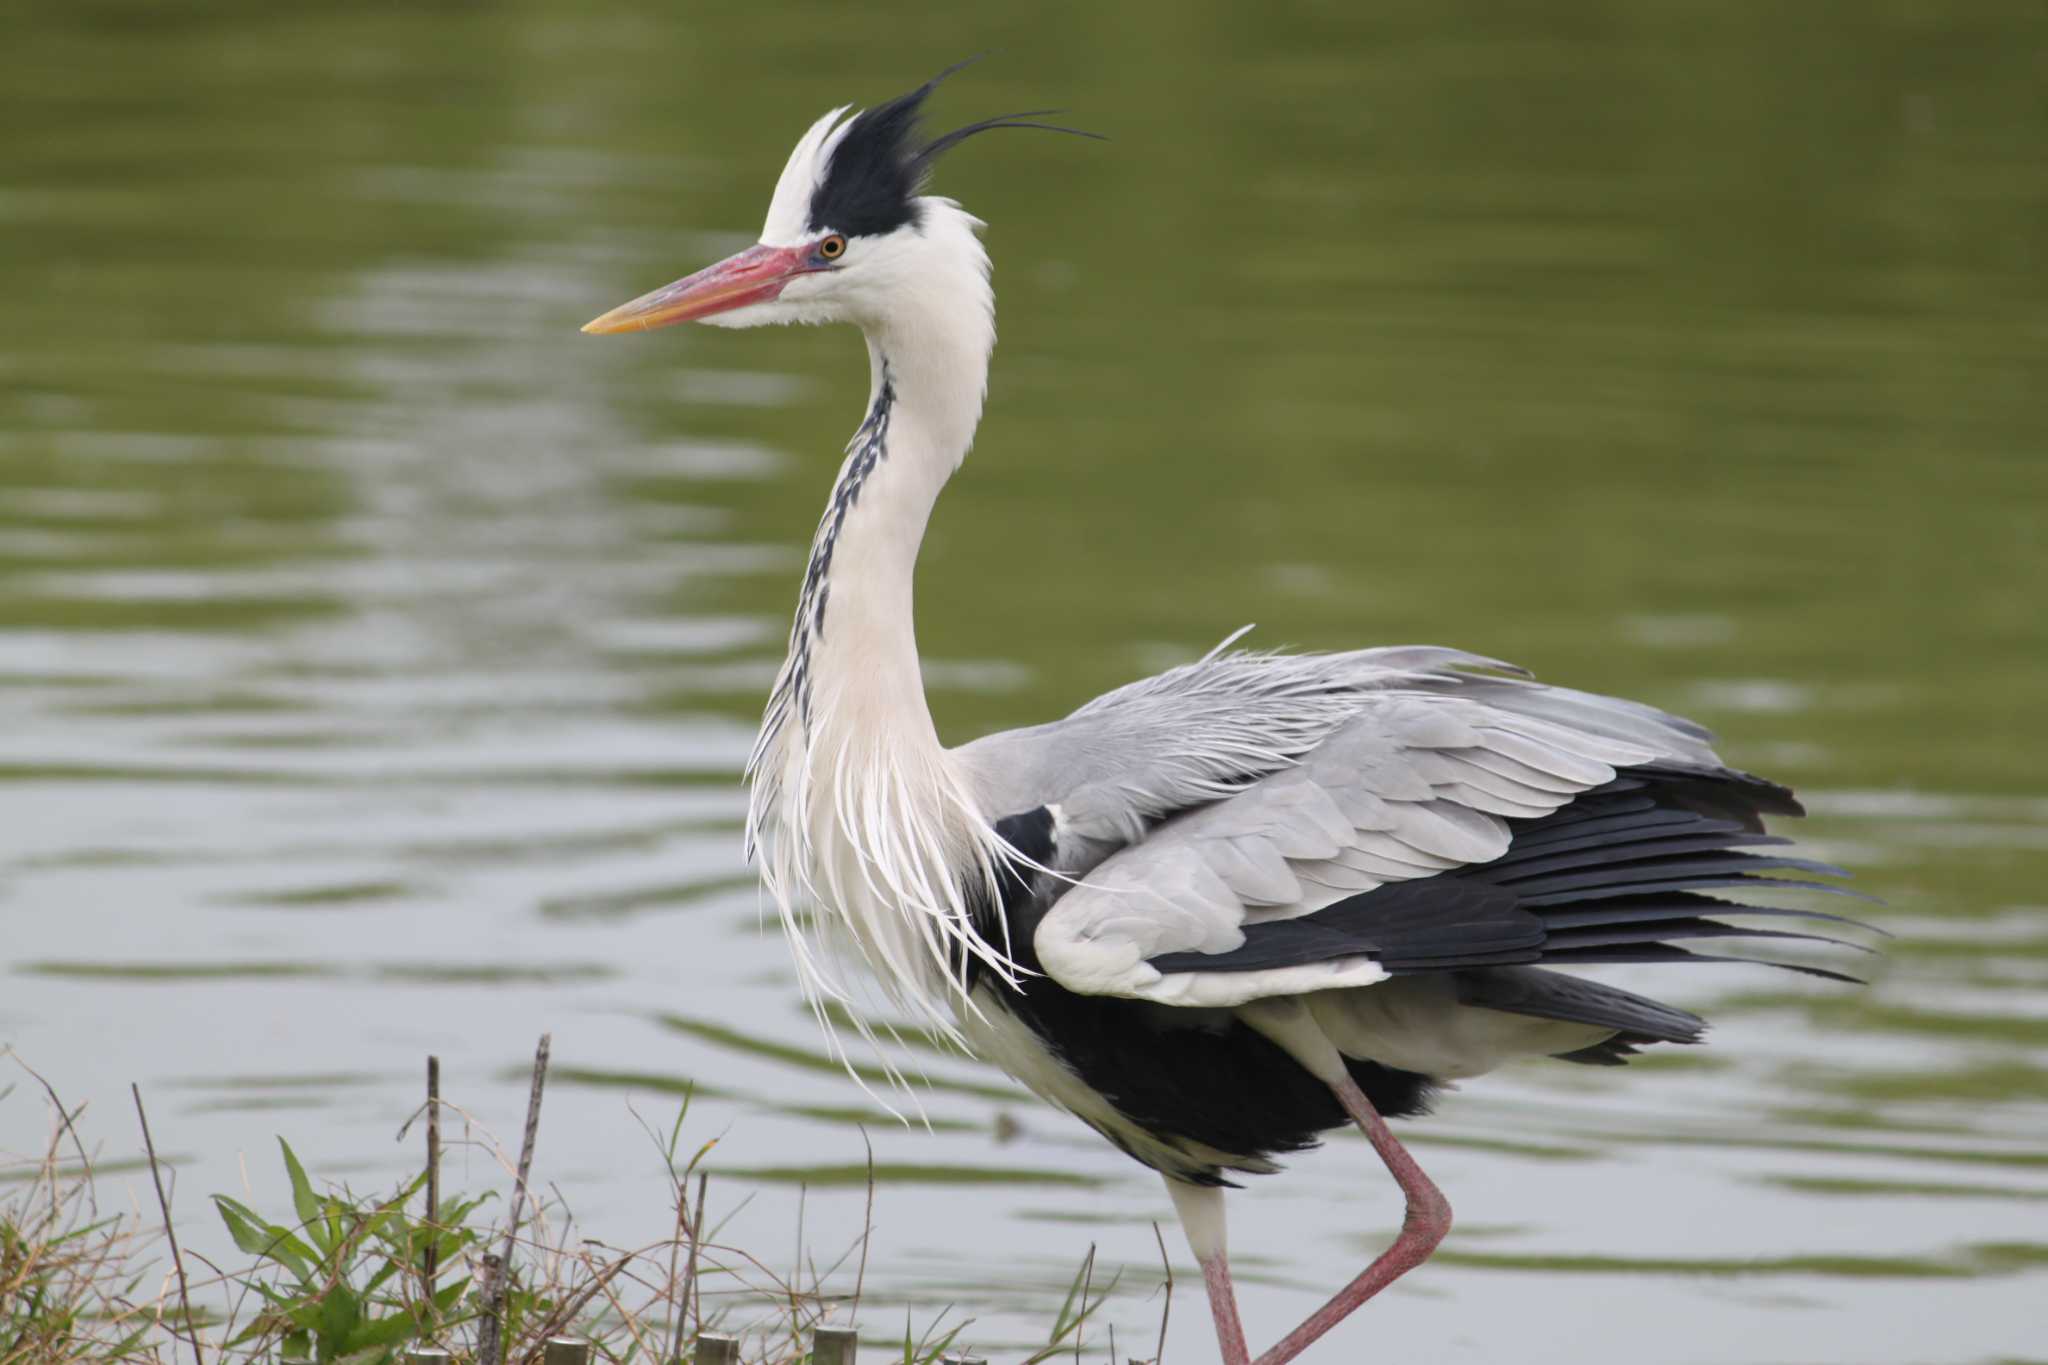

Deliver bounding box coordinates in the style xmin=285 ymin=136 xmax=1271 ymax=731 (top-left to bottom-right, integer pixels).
xmin=762 ymin=367 xmax=895 ymax=746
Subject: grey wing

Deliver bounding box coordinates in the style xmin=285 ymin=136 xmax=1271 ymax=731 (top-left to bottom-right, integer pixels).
xmin=1027 ymin=686 xmax=1687 ymax=1005
xmin=954 ymin=640 xmax=1610 ymax=839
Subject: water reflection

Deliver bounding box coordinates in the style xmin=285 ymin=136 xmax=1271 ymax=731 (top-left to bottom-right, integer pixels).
xmin=3 ymin=1 xmax=2045 ymax=1360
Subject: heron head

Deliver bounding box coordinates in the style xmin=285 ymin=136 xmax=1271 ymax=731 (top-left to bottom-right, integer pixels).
xmin=582 ymin=65 xmax=1096 ymax=336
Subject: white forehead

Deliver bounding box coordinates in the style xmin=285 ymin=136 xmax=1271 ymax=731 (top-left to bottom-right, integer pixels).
xmin=759 ymin=105 xmax=856 ymax=247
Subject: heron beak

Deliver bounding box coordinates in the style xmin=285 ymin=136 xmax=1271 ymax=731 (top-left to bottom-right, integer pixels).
xmin=581 ymin=243 xmax=809 ymax=334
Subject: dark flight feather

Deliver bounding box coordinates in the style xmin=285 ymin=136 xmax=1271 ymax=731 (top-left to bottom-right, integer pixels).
xmin=1452 ymin=968 xmax=1707 ymax=1043
xmin=1147 ymin=768 xmax=1880 ymax=983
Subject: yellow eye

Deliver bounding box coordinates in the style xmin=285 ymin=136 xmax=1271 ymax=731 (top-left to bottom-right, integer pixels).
xmin=818 ymin=234 xmax=846 ymax=260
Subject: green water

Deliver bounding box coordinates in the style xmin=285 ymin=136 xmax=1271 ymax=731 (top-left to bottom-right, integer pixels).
xmin=3 ymin=2 xmax=2045 ymax=1361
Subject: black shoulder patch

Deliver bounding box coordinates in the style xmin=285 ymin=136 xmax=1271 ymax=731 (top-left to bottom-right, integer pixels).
xmin=992 ymin=806 xmax=1056 ymax=868
xmin=956 ymin=805 xmax=1058 ymax=990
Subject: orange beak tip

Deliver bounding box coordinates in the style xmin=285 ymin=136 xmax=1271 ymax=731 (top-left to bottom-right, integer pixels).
xmin=582 ymin=243 xmax=806 ymax=337
xmin=580 ymin=309 xmax=640 ymax=336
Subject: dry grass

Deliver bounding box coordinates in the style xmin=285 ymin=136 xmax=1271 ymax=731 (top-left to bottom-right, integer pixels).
xmin=0 ymin=1046 xmax=1136 ymax=1365
xmin=1 ymin=1059 xmax=161 ymax=1363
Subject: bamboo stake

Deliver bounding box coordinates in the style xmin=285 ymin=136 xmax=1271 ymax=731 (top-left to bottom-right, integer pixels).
xmin=475 ymin=1252 xmax=505 ymax=1365
xmin=687 ymin=1171 xmax=707 ymax=1341
xmin=131 ymin=1084 xmax=203 ymax=1365
xmin=665 ymin=1162 xmax=699 ymax=1365
xmin=481 ymin=1035 xmax=551 ymax=1365
xmin=425 ymin=1055 xmax=442 ymax=1299
xmin=1151 ymin=1220 xmax=1174 ymax=1365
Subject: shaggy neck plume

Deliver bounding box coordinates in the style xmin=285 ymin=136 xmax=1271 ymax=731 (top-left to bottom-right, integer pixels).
xmin=746 ymin=202 xmax=1013 ymax=1050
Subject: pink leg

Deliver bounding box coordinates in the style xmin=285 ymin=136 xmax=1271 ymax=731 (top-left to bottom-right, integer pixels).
xmin=1199 ymin=1249 xmax=1252 ymax=1365
xmin=1167 ymin=1177 xmax=1252 ymax=1365
xmin=1253 ymin=1074 xmax=1452 ymax=1365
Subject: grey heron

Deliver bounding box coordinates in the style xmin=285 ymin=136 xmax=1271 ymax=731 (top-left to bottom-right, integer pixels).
xmin=584 ymin=67 xmax=1871 ymax=1365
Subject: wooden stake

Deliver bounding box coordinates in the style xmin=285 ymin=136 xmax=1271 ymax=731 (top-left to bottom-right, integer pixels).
xmin=694 ymin=1332 xmax=740 ymax=1365
xmin=542 ymin=1339 xmax=592 ymax=1365
xmin=812 ymin=1325 xmax=859 ymax=1365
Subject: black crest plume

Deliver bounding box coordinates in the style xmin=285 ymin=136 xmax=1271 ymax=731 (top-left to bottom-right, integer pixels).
xmin=807 ymin=60 xmax=1102 ymax=239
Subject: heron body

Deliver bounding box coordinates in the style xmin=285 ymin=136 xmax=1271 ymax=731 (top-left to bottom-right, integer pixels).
xmin=585 ymin=67 xmax=1870 ymax=1365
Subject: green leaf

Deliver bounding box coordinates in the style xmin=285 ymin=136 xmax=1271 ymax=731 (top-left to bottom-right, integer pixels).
xmin=430 ymin=1227 xmax=477 ymax=1265
xmin=227 ymin=1316 xmax=276 ymax=1348
xmin=441 ymin=1191 xmax=496 ymax=1221
xmin=245 ymin=1279 xmax=299 ymax=1310
xmin=324 ymin=1202 xmax=346 ymax=1262
xmin=214 ymin=1194 xmax=275 ymax=1257
xmin=211 ymin=1195 xmax=317 ymax=1281
xmin=280 ymin=1138 xmax=325 ymax=1247
xmin=352 ymin=1311 xmax=421 ymax=1349
xmin=319 ymin=1284 xmax=362 ymax=1356
xmin=215 ymin=1196 xmax=308 ymax=1272
xmin=359 ymin=1203 xmax=403 ymax=1247
xmin=361 ymin=1256 xmax=401 ymax=1296
xmin=107 ymin=1323 xmax=156 ymax=1356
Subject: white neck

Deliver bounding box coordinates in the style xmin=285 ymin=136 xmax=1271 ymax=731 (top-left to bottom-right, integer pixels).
xmin=746 ymin=200 xmax=1014 ymax=1050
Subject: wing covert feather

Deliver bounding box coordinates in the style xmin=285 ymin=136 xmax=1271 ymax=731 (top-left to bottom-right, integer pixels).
xmin=1032 ymin=686 xmax=1697 ymax=1005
